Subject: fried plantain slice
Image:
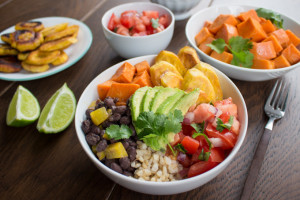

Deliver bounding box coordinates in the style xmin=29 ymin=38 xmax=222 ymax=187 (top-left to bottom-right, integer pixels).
xmin=21 ymin=62 xmax=49 ymax=73
xmin=17 ymin=52 xmax=30 ymax=61
xmin=51 ymin=51 xmax=68 ymax=66
xmin=1 ymin=33 xmax=13 ymax=44
xmin=178 ymin=46 xmax=201 ymax=69
xmin=39 ymin=35 xmax=77 ymax=51
xmin=41 ymin=23 xmax=68 ymax=37
xmin=0 ymin=57 xmax=22 ymax=73
xmin=15 ymin=21 xmax=44 ymax=32
xmin=44 ymin=25 xmax=79 ymax=42
xmin=0 ymin=44 xmax=18 ymax=56
xmin=10 ymin=30 xmax=44 ymax=52
xmin=25 ymin=50 xmax=60 ymax=65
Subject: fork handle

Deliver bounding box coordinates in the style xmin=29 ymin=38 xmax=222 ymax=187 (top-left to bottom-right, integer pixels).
xmin=240 ymin=128 xmax=272 ymax=200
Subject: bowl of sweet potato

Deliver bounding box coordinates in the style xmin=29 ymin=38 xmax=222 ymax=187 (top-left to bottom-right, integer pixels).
xmin=186 ymin=5 xmax=300 ymax=81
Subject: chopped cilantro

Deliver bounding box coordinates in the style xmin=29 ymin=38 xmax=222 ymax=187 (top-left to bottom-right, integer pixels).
xmin=191 ymin=122 xmax=205 ymax=133
xmin=105 ymin=124 xmax=132 ymax=140
xmin=113 ymin=27 xmax=118 ymax=33
xmin=151 ymin=18 xmax=159 ymax=29
xmin=216 ymin=116 xmax=234 ymax=132
xmin=198 ymin=148 xmax=211 ymax=161
xmin=175 ymin=143 xmax=187 ymax=153
xmin=256 ymin=8 xmax=283 ymax=28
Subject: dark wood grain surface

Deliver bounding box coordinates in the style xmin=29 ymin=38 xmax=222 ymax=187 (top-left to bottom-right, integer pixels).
xmin=1 ymin=0 xmax=299 ymax=199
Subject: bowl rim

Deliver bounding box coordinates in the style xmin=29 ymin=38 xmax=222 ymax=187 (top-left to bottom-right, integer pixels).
xmin=75 ymin=54 xmax=248 ymax=187
xmin=101 ymin=2 xmax=175 ymax=39
xmin=186 ymin=4 xmax=300 ymax=74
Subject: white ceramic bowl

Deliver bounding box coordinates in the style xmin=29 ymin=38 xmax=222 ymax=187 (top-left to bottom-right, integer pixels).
xmin=75 ymin=55 xmax=248 ymax=195
xmin=186 ymin=5 xmax=300 ymax=81
xmin=101 ymin=2 xmax=175 ymax=59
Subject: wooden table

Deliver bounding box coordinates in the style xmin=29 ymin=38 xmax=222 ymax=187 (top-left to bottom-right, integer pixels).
xmin=1 ymin=0 xmax=299 ymax=199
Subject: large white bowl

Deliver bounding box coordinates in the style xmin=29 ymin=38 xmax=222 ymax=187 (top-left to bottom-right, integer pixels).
xmin=186 ymin=5 xmax=300 ymax=81
xmin=75 ymin=55 xmax=248 ymax=195
xmin=101 ymin=2 xmax=175 ymax=59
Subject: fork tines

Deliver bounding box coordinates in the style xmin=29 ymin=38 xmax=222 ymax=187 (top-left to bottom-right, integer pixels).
xmin=267 ymin=79 xmax=290 ymax=112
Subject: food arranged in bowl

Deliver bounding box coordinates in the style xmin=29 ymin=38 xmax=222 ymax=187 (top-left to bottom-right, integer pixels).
xmin=80 ymin=46 xmax=242 ymax=181
xmin=194 ymin=8 xmax=300 ymax=69
xmin=0 ymin=21 xmax=79 ymax=73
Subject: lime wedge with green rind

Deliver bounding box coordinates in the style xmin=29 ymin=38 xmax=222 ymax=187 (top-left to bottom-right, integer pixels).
xmin=6 ymin=85 xmax=40 ymax=127
xmin=37 ymin=83 xmax=76 ymax=134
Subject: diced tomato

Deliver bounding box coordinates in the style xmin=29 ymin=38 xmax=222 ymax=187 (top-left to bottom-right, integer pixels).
xmin=142 ymin=10 xmax=159 ymax=19
xmin=178 ymin=153 xmax=191 ymax=167
xmin=214 ymin=97 xmax=233 ymax=107
xmin=194 ymin=135 xmax=209 ymax=148
xmin=170 ymin=131 xmax=185 ymax=146
xmin=193 ymin=103 xmax=216 ymax=123
xmin=107 ymin=13 xmax=120 ymax=31
xmin=134 ymin=23 xmax=146 ymax=32
xmin=219 ymin=112 xmax=231 ymax=123
xmin=116 ymin=25 xmax=129 ymax=36
xmin=209 ymin=148 xmax=225 ymax=163
xmin=140 ymin=16 xmax=151 ymax=26
xmin=181 ymin=136 xmax=199 ymax=154
xmin=159 ymin=14 xmax=169 ymax=28
xmin=206 ymin=123 xmax=237 ymax=150
xmin=182 ymin=124 xmax=197 ymax=136
xmin=231 ymin=117 xmax=240 ymax=135
xmin=187 ymin=161 xmax=218 ymax=178
xmin=214 ymin=98 xmax=238 ymax=118
xmin=120 ymin=10 xmax=137 ymax=28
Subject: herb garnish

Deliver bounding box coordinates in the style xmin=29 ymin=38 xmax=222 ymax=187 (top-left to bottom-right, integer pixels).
xmin=216 ymin=116 xmax=234 ymax=132
xmin=256 ymin=8 xmax=283 ymax=29
xmin=175 ymin=143 xmax=187 ymax=153
xmin=106 ymin=124 xmax=132 ymax=140
xmin=198 ymin=148 xmax=211 ymax=161
xmin=151 ymin=18 xmax=159 ymax=29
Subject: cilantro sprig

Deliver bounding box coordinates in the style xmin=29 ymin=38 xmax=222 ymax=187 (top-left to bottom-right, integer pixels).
xmin=135 ymin=110 xmax=184 ymax=151
xmin=191 ymin=122 xmax=212 ymax=150
xmin=106 ymin=124 xmax=132 ymax=140
xmin=216 ymin=116 xmax=234 ymax=132
xmin=175 ymin=143 xmax=187 ymax=153
xmin=256 ymin=8 xmax=283 ymax=29
xmin=151 ymin=18 xmax=159 ymax=29
xmin=207 ymin=36 xmax=254 ymax=68
xmin=198 ymin=148 xmax=211 ymax=161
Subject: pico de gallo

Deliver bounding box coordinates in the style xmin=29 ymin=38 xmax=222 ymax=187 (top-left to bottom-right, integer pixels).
xmin=107 ymin=10 xmax=170 ymax=36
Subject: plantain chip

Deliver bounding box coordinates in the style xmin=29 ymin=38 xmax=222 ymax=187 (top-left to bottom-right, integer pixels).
xmin=41 ymin=23 xmax=69 ymax=37
xmin=15 ymin=21 xmax=44 ymax=32
xmin=10 ymin=30 xmax=44 ymax=52
xmin=17 ymin=52 xmax=30 ymax=61
xmin=25 ymin=50 xmax=60 ymax=65
xmin=21 ymin=62 xmax=49 ymax=73
xmin=44 ymin=25 xmax=79 ymax=42
xmin=0 ymin=57 xmax=21 ymax=73
xmin=155 ymin=50 xmax=187 ymax=76
xmin=51 ymin=51 xmax=68 ymax=66
xmin=0 ymin=44 xmax=18 ymax=56
xmin=183 ymin=68 xmax=216 ymax=104
xmin=178 ymin=46 xmax=200 ymax=69
xmin=1 ymin=33 xmax=13 ymax=44
xmin=160 ymin=71 xmax=183 ymax=89
xmin=39 ymin=35 xmax=77 ymax=51
xmin=194 ymin=62 xmax=223 ymax=101
xmin=150 ymin=61 xmax=182 ymax=86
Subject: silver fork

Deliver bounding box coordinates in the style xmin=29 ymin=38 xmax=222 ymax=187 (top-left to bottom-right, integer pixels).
xmin=241 ymin=79 xmax=290 ymax=200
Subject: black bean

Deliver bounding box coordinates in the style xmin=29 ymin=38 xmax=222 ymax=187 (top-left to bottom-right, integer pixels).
xmin=114 ymin=106 xmax=127 ymax=115
xmin=128 ymin=140 xmax=137 ymax=147
xmin=96 ymin=140 xmax=107 ymax=152
xmin=122 ymin=141 xmax=129 ymax=150
xmin=126 ymin=109 xmax=131 ymax=117
xmin=101 ymin=120 xmax=111 ymax=129
xmin=111 ymin=163 xmax=123 ymax=174
xmin=129 ymin=124 xmax=136 ymax=136
xmin=95 ymin=99 xmax=104 ymax=109
xmin=108 ymin=113 xmax=121 ymax=122
xmin=127 ymin=146 xmax=136 ymax=162
xmin=110 ymin=139 xmax=117 ymax=144
xmin=127 ymin=166 xmax=135 ymax=172
xmin=123 ymin=171 xmax=133 ymax=177
xmin=100 ymin=129 xmax=105 ymax=139
xmin=119 ymin=157 xmax=130 ymax=170
xmin=105 ymin=159 xmax=116 ymax=168
xmin=85 ymin=133 xmax=100 ymax=146
xmin=120 ymin=116 xmax=130 ymax=125
xmin=81 ymin=120 xmax=91 ymax=134
xmin=104 ymin=97 xmax=115 ymax=108
xmin=91 ymin=125 xmax=101 ymax=135
xmin=85 ymin=109 xmax=93 ymax=119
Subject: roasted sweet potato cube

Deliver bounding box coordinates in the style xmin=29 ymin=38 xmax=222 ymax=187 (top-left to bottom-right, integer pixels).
xmin=106 ymin=83 xmax=140 ymax=102
xmin=198 ymin=36 xmax=215 ymax=55
xmin=285 ymin=29 xmax=300 ymax=47
xmin=237 ymin=9 xmax=261 ymax=22
xmin=195 ymin=27 xmax=214 ymax=46
xmin=215 ymin=24 xmax=238 ymax=43
xmin=203 ymin=21 xmax=212 ymax=28
xmin=281 ymin=43 xmax=300 ymax=65
xmin=209 ymin=14 xmax=238 ymax=34
xmin=263 ymin=35 xmax=283 ymax=55
xmin=260 ymin=20 xmax=276 ymax=34
xmin=271 ymin=29 xmax=290 ymax=48
xmin=252 ymin=58 xmax=275 ymax=69
xmin=134 ymin=60 xmax=150 ymax=75
xmin=132 ymin=70 xmax=153 ymax=87
xmin=111 ymin=62 xmax=136 ymax=83
xmin=210 ymin=51 xmax=233 ymax=64
xmin=273 ymin=55 xmax=291 ymax=68
xmin=237 ymin=18 xmax=267 ymax=42
xmin=250 ymin=41 xmax=276 ymax=60
xmin=97 ymin=80 xmax=116 ymax=100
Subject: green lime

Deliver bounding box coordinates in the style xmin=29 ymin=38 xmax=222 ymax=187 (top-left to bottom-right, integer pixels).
xmin=6 ymin=85 xmax=40 ymax=127
xmin=37 ymin=83 xmax=76 ymax=134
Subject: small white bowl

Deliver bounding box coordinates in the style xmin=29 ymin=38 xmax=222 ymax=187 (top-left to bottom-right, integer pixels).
xmin=75 ymin=55 xmax=248 ymax=195
xmin=101 ymin=2 xmax=175 ymax=59
xmin=186 ymin=5 xmax=300 ymax=81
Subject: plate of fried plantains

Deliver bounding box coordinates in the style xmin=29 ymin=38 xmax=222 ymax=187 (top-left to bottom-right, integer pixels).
xmin=0 ymin=17 xmax=92 ymax=81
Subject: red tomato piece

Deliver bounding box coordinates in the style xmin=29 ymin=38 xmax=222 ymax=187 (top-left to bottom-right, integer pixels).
xmin=140 ymin=15 xmax=151 ymax=26
xmin=170 ymin=131 xmax=185 ymax=146
xmin=159 ymin=14 xmax=169 ymax=28
xmin=116 ymin=24 xmax=129 ymax=36
xmin=120 ymin=10 xmax=138 ymax=28
xmin=209 ymin=148 xmax=225 ymax=163
xmin=187 ymin=161 xmax=218 ymax=178
xmin=181 ymin=124 xmax=197 ymax=136
xmin=181 ymin=136 xmax=200 ymax=154
xmin=107 ymin=13 xmax=120 ymax=31
xmin=142 ymin=10 xmax=159 ymax=19
xmin=135 ymin=23 xmax=146 ymax=32
xmin=178 ymin=153 xmax=191 ymax=168
xmin=214 ymin=97 xmax=237 ymax=118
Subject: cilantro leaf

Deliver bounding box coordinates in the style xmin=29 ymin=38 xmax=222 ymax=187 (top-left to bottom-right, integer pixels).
xmin=229 ymin=36 xmax=253 ymax=52
xmin=151 ymin=18 xmax=159 ymax=29
xmin=175 ymin=143 xmax=187 ymax=153
xmin=231 ymin=50 xmax=254 ymax=68
xmin=256 ymin=8 xmax=283 ymax=28
xmin=216 ymin=116 xmax=234 ymax=132
xmin=198 ymin=148 xmax=211 ymax=161
xmin=167 ymin=143 xmax=176 ymax=156
xmin=206 ymin=38 xmax=227 ymax=53
xmin=192 ymin=132 xmax=212 ymax=150
xmin=106 ymin=124 xmax=132 ymax=140
xmin=191 ymin=122 xmax=205 ymax=133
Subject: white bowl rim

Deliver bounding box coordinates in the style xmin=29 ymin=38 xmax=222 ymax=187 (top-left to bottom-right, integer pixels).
xmin=186 ymin=4 xmax=300 ymax=74
xmin=75 ymin=54 xmax=248 ymax=187
xmin=101 ymin=2 xmax=175 ymax=39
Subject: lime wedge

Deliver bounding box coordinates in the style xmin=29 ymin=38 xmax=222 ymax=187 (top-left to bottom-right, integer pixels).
xmin=37 ymin=83 xmax=76 ymax=134
xmin=6 ymin=85 xmax=40 ymax=127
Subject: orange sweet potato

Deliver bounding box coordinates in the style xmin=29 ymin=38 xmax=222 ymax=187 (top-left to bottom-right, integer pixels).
xmin=134 ymin=60 xmax=150 ymax=75
xmin=237 ymin=9 xmax=261 ymax=22
xmin=203 ymin=21 xmax=212 ymax=28
xmin=111 ymin=62 xmax=136 ymax=83
xmin=286 ymin=29 xmax=300 ymax=47
xmin=210 ymin=51 xmax=233 ymax=64
xmin=195 ymin=27 xmax=214 ymax=46
xmin=198 ymin=36 xmax=215 ymax=55
xmin=259 ymin=17 xmax=267 ymax=23
xmin=271 ymin=29 xmax=290 ymax=48
xmin=252 ymin=58 xmax=275 ymax=69
xmin=263 ymin=35 xmax=283 ymax=54
xmin=237 ymin=17 xmax=267 ymax=42
xmin=273 ymin=55 xmax=290 ymax=68
xmin=97 ymin=80 xmax=116 ymax=100
xmin=215 ymin=24 xmax=238 ymax=43
xmin=209 ymin=14 xmax=238 ymax=34
xmin=106 ymin=83 xmax=140 ymax=102
xmin=250 ymin=41 xmax=276 ymax=60
xmin=132 ymin=70 xmax=153 ymax=87
xmin=281 ymin=43 xmax=300 ymax=65
xmin=260 ymin=20 xmax=276 ymax=34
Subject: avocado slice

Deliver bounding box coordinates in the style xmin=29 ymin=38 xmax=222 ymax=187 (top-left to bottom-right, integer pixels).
xmin=140 ymin=86 xmax=161 ymax=113
xmin=156 ymin=89 xmax=185 ymax=115
xmin=150 ymin=87 xmax=178 ymax=113
xmin=170 ymin=88 xmax=200 ymax=115
xmin=130 ymin=86 xmax=149 ymax=121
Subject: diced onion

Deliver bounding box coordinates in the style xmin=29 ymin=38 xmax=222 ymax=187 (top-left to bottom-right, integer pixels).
xmin=177 ymin=152 xmax=187 ymax=163
xmin=209 ymin=137 xmax=223 ymax=147
xmin=183 ymin=112 xmax=194 ymax=124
